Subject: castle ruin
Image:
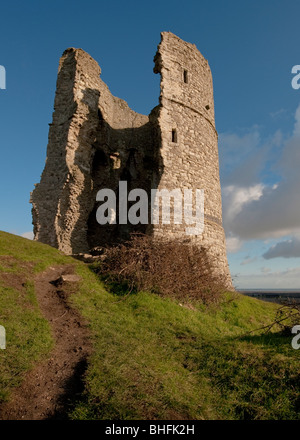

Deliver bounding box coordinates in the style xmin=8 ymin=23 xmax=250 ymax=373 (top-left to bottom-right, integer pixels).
xmin=31 ymin=32 xmax=233 ymax=288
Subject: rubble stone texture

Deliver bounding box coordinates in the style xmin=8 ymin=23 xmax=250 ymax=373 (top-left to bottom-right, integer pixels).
xmin=31 ymin=32 xmax=233 ymax=288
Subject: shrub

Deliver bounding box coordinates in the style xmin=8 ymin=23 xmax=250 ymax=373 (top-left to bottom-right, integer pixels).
xmin=95 ymin=234 xmax=224 ymax=305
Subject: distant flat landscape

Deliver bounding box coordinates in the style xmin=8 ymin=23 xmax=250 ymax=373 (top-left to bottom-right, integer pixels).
xmin=240 ymin=290 xmax=300 ymax=304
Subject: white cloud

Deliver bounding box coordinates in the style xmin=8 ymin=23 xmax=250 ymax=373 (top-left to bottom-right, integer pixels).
xmin=21 ymin=231 xmax=34 ymax=240
xmin=223 ymin=184 xmax=264 ymax=224
xmin=221 ymin=104 xmax=300 ymax=247
xmin=225 ymin=236 xmax=243 ymax=253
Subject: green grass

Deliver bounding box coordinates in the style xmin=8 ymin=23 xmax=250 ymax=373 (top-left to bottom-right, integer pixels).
xmin=0 ymin=231 xmax=299 ymax=419
xmin=70 ymin=268 xmax=299 ymax=420
xmin=0 ymin=282 xmax=53 ymax=402
xmin=0 ymin=230 xmax=74 ymax=272
xmin=0 ymin=231 xmax=73 ymax=402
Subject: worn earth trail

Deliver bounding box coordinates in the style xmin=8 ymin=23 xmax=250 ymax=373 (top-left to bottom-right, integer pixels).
xmin=0 ymin=265 xmax=92 ymax=420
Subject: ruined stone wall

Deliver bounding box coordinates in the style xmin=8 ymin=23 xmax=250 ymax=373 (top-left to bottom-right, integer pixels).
xmin=31 ymin=32 xmax=233 ymax=288
xmin=152 ymin=32 xmax=232 ymax=286
xmin=31 ymin=48 xmax=159 ymax=254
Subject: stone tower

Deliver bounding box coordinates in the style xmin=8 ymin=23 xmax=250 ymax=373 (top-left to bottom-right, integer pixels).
xmin=31 ymin=32 xmax=233 ymax=288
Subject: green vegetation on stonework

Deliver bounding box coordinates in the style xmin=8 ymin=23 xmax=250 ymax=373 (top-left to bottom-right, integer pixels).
xmin=0 ymin=231 xmax=299 ymax=419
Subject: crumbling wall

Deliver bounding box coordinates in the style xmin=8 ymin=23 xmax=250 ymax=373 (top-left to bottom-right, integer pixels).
xmin=31 ymin=48 xmax=161 ymax=254
xmin=31 ymin=32 xmax=233 ymax=288
xmin=152 ymin=32 xmax=232 ymax=286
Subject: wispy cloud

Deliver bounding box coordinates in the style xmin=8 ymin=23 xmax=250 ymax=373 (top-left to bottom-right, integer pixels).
xmin=225 ymin=235 xmax=243 ymax=253
xmin=223 ymin=184 xmax=264 ymax=224
xmin=235 ymin=266 xmax=300 ymax=289
xmin=241 ymin=256 xmax=257 ymax=266
xmin=21 ymin=231 xmax=34 ymax=240
xmin=270 ymin=108 xmax=288 ymax=120
xmin=221 ymin=104 xmax=300 ymax=251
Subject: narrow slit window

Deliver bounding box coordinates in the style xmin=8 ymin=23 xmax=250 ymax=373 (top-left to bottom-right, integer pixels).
xmin=172 ymin=129 xmax=177 ymax=143
xmin=183 ymin=69 xmax=188 ymax=84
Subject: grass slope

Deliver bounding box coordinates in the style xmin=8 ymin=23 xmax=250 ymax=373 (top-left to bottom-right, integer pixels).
xmin=0 ymin=231 xmax=299 ymax=419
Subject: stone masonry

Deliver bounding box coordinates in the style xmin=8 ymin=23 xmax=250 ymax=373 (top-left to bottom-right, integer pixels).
xmin=31 ymin=32 xmax=233 ymax=288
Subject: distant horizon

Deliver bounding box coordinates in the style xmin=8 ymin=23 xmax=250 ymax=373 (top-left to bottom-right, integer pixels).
xmin=240 ymin=288 xmax=300 ymax=292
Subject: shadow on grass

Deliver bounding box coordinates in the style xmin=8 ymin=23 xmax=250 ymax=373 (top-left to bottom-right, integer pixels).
xmin=239 ymin=331 xmax=294 ymax=348
xmin=47 ymin=358 xmax=89 ymax=420
xmin=87 ymin=263 xmax=138 ymax=297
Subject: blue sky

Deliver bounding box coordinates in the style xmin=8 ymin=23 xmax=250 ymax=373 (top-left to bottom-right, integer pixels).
xmin=1 ymin=0 xmax=300 ymax=289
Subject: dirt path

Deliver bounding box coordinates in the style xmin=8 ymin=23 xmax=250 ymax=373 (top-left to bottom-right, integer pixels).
xmin=0 ymin=265 xmax=92 ymax=420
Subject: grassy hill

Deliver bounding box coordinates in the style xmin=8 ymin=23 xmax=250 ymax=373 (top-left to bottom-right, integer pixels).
xmin=0 ymin=231 xmax=299 ymax=420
